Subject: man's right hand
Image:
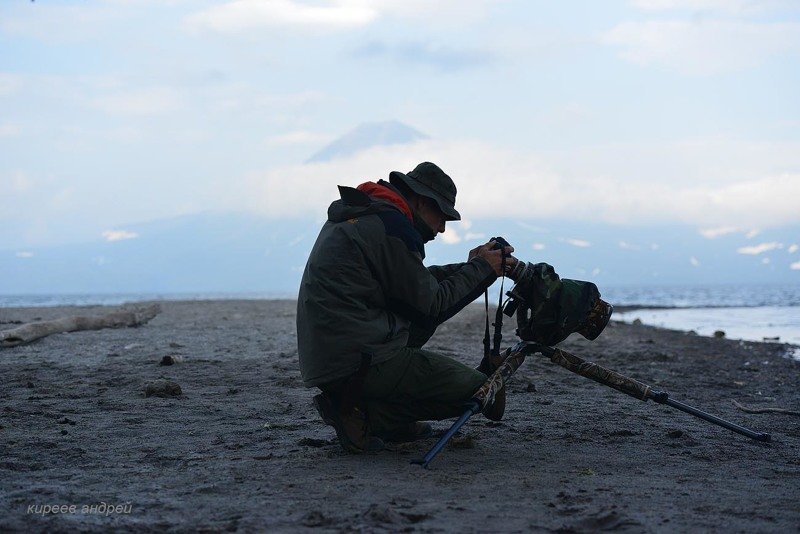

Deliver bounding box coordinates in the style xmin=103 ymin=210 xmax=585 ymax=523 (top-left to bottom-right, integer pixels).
xmin=470 ymin=239 xmax=517 ymax=277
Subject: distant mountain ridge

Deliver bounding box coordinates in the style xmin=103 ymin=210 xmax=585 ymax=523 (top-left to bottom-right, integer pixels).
xmin=306 ymin=120 xmax=428 ymax=163
xmin=2 ymin=211 xmax=798 ymax=295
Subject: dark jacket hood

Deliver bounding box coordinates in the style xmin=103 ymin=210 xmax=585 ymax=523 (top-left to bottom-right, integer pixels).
xmin=327 ymin=186 xmax=388 ymax=223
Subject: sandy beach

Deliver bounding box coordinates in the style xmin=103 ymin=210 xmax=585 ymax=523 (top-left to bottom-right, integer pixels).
xmin=1 ymin=299 xmax=799 ymax=532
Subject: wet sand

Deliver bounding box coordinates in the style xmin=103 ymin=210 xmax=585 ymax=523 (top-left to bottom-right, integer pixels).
xmin=1 ymin=300 xmax=799 ymax=532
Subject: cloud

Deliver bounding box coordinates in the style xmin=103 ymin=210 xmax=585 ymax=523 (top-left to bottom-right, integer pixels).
xmin=564 ymin=238 xmax=591 ymax=248
xmin=373 ymin=0 xmax=496 ymax=25
xmin=762 ymin=257 xmax=771 ymax=264
xmin=440 ymin=227 xmax=462 ymax=245
xmin=353 ymin=41 xmax=494 ymax=71
xmin=745 ymin=229 xmax=760 ymax=239
xmin=237 ymin=138 xmax=800 ymax=229
xmin=737 ymin=242 xmax=783 ymax=255
xmin=700 ymin=226 xmax=738 ymax=239
xmin=602 ymin=19 xmax=800 ymax=75
xmin=102 ymin=230 xmax=139 ymax=242
xmin=618 ymin=241 xmax=640 ymax=250
xmin=0 ymin=123 xmax=21 ymax=138
xmin=698 ymin=227 xmax=761 ymax=239
xmin=185 ymin=0 xmax=378 ymax=33
xmin=690 ymin=256 xmax=700 ymax=266
xmin=791 ymin=261 xmax=800 ymax=270
xmin=789 ymin=244 xmax=799 ymax=254
xmin=532 ymin=243 xmax=546 ymax=251
xmin=440 ymin=220 xmax=485 ymax=245
xmin=592 ymin=172 xmax=800 ymax=228
xmin=185 ymin=0 xmax=495 ymax=35
xmin=15 ymin=251 xmax=34 ymax=258
xmin=630 ymin=0 xmax=790 ymax=13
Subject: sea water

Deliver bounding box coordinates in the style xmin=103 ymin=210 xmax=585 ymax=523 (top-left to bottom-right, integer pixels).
xmin=612 ymin=306 xmax=800 ymax=345
xmin=603 ymin=284 xmax=800 ymax=360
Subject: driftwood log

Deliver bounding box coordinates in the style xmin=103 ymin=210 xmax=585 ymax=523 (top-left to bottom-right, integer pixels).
xmin=732 ymin=399 xmax=800 ymax=416
xmin=0 ymin=304 xmax=161 ymax=348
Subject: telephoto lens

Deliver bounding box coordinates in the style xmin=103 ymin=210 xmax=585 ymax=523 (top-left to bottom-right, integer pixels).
xmin=507 ymin=260 xmax=530 ymax=282
xmin=502 ymin=260 xmax=613 ymax=345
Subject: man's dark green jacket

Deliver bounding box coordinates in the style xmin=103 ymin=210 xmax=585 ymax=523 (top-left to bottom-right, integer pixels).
xmin=297 ymin=184 xmax=497 ymax=387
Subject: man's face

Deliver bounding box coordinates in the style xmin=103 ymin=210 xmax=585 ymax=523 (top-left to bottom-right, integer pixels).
xmin=416 ymin=195 xmax=447 ymax=237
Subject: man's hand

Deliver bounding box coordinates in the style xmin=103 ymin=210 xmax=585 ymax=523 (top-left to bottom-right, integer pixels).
xmin=469 ymin=239 xmax=518 ymax=277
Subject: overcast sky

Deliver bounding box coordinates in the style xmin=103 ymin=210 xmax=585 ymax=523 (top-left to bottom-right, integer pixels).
xmin=1 ymin=0 xmax=799 ymax=250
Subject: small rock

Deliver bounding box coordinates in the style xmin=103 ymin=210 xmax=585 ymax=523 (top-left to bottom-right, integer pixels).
xmin=632 ymin=318 xmax=643 ymax=326
xmin=667 ymin=429 xmax=684 ymax=439
xmin=526 ymin=381 xmax=537 ymax=393
xmin=227 ymin=388 xmax=239 ymax=395
xmin=25 ymin=381 xmax=34 ymax=389
xmin=145 ymin=379 xmax=182 ymax=398
xmin=160 ymin=355 xmax=175 ymax=366
xmin=714 ymin=330 xmax=725 ymax=338
xmin=58 ymin=417 xmax=76 ymax=425
xmin=169 ymin=342 xmax=184 ymax=348
xmin=60 ymin=429 xmax=68 ymax=435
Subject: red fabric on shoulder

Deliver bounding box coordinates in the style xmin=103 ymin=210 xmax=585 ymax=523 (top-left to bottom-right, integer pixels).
xmin=356 ymin=181 xmax=413 ymax=221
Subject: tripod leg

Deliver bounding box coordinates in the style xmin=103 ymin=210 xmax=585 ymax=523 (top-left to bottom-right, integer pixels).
xmin=411 ymin=402 xmax=480 ymax=468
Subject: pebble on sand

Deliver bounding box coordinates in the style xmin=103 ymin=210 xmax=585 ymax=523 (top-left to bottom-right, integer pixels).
xmin=145 ymin=379 xmax=182 ymax=398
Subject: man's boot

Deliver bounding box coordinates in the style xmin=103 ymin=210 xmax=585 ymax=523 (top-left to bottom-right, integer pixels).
xmin=483 ymin=386 xmax=506 ymax=421
xmin=477 ymin=351 xmax=507 ymax=422
xmin=313 ymin=392 xmax=384 ymax=453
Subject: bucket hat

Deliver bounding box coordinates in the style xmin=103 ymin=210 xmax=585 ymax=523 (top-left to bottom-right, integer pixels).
xmin=389 ymin=162 xmax=461 ymax=221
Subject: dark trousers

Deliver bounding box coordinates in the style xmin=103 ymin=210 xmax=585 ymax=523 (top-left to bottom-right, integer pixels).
xmin=320 ymin=322 xmax=486 ymax=436
xmin=361 ymin=346 xmax=486 ymax=436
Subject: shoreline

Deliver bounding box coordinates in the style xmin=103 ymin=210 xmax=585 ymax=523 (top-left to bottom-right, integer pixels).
xmin=2 ymin=299 xmax=799 ymax=531
xmin=3 ymin=298 xmax=798 ymax=353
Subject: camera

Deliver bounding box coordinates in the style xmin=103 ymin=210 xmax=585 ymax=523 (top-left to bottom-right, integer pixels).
xmin=490 ymin=236 xmax=511 ymax=251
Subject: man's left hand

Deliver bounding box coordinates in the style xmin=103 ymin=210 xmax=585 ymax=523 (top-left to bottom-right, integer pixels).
xmin=469 ymin=239 xmax=518 ymax=277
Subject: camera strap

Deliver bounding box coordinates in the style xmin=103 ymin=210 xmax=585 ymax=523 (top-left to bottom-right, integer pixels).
xmin=481 ymin=250 xmax=507 ymax=367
